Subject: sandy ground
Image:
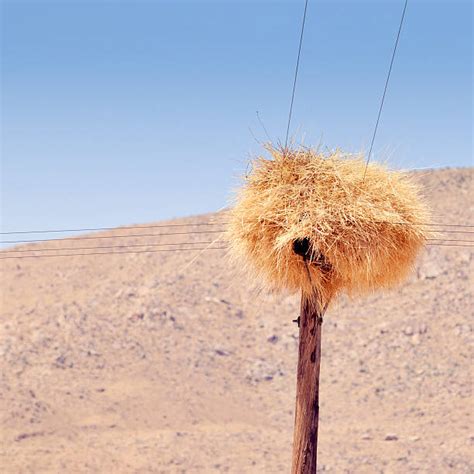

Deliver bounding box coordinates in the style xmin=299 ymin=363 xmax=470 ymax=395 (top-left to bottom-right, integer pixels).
xmin=0 ymin=168 xmax=473 ymax=473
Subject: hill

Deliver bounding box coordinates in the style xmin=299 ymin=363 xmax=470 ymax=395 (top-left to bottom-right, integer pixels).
xmin=1 ymin=168 xmax=473 ymax=473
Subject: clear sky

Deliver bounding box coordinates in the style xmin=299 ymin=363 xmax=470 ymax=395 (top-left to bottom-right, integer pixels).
xmin=1 ymin=0 xmax=472 ymax=233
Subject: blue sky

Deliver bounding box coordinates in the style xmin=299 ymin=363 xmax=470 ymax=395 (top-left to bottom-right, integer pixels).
xmin=1 ymin=0 xmax=472 ymax=233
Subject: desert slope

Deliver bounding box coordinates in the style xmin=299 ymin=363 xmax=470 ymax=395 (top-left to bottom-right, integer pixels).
xmin=0 ymin=168 xmax=473 ymax=473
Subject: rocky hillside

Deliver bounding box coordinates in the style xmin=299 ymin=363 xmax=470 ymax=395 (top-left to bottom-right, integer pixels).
xmin=1 ymin=168 xmax=472 ymax=473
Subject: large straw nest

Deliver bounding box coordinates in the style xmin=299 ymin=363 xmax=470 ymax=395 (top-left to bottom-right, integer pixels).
xmin=227 ymin=146 xmax=430 ymax=304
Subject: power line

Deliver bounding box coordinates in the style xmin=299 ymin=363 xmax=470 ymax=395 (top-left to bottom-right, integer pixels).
xmin=2 ymin=227 xmax=474 ymax=246
xmin=1 ymin=240 xmax=471 ymax=260
xmin=2 ymin=220 xmax=473 ymax=237
xmin=1 ymin=229 xmax=225 ymax=245
xmin=3 ymin=241 xmax=225 ymax=254
xmin=350 ymin=222 xmax=474 ymax=232
xmin=1 ymin=233 xmax=471 ymax=257
xmin=0 ymin=247 xmax=228 ymax=260
xmin=2 ymin=226 xmax=473 ymax=246
xmin=285 ymin=0 xmax=310 ymax=148
xmin=363 ymin=0 xmax=409 ymax=179
xmin=0 ymin=220 xmax=227 ymax=235
xmin=7 ymin=237 xmax=474 ymax=253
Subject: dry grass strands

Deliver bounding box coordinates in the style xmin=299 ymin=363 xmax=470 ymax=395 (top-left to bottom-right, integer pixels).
xmin=227 ymin=146 xmax=430 ymax=306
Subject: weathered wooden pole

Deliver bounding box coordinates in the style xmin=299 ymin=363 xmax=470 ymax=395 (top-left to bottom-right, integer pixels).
xmin=291 ymin=291 xmax=326 ymax=473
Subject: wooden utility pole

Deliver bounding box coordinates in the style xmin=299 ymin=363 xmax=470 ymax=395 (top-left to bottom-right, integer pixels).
xmin=291 ymin=292 xmax=325 ymax=473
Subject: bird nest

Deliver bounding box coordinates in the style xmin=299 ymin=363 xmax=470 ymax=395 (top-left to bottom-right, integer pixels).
xmin=227 ymin=146 xmax=430 ymax=305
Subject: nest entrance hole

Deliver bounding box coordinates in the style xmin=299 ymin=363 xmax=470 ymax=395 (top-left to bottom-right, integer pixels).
xmin=293 ymin=238 xmax=312 ymax=260
xmin=292 ymin=238 xmax=332 ymax=273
